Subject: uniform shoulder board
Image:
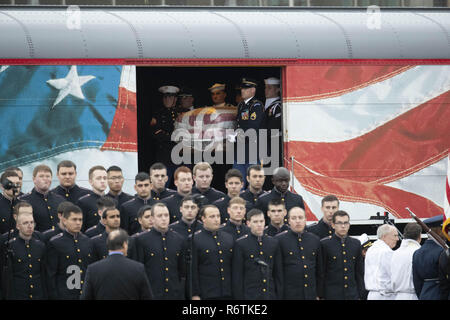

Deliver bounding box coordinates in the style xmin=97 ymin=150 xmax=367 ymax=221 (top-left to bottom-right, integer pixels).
xmin=122 ymin=198 xmax=136 ymax=206
xmin=263 ymin=225 xmax=269 ymax=230
xmin=236 ymin=234 xmax=249 ymax=242
xmin=91 ymin=233 xmax=103 ymax=240
xmin=43 ymin=228 xmax=55 ymax=235
xmin=78 ymin=193 xmax=91 ymax=201
xmin=277 ymin=230 xmax=289 ymax=236
xmin=194 ymin=229 xmax=203 ymax=235
xmin=320 ymin=235 xmax=332 ymax=242
xmin=49 ymin=232 xmax=64 ymax=242
xmin=220 ymin=222 xmax=226 ymax=227
xmin=169 ymin=220 xmax=180 ymax=227
xmin=7 ymin=237 xmax=17 ymax=244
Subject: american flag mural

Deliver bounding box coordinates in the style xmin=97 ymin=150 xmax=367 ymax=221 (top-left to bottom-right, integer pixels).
xmin=284 ymin=65 xmax=450 ymax=221
xmin=0 ymin=65 xmax=138 ymax=193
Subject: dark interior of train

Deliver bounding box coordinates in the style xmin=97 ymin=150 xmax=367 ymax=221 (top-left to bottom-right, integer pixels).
xmin=136 ymin=66 xmax=281 ymax=192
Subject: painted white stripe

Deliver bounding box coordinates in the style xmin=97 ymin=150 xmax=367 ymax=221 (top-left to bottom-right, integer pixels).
xmin=287 ymin=65 xmax=450 ymax=142
xmin=18 ymin=149 xmax=138 ymax=195
xmin=119 ymin=65 xmax=136 ymax=93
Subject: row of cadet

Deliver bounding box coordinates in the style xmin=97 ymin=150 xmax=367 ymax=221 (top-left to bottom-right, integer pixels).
xmin=0 ymin=161 xmax=449 ymax=300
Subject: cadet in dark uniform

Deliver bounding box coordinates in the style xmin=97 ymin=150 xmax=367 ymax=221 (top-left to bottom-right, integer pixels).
xmin=135 ymin=203 xmax=186 ymax=300
xmin=151 ymin=85 xmax=180 ymax=187
xmin=75 ymin=165 xmax=108 ymax=232
xmin=84 ymin=196 xmax=117 ymax=238
xmin=4 ymin=166 xmax=24 ymax=197
xmin=120 ymin=172 xmax=156 ymax=235
xmin=190 ymin=205 xmax=234 ymax=300
xmin=220 ymin=197 xmax=250 ymax=241
xmin=0 ymin=202 xmax=47 ymax=300
xmin=42 ymin=201 xmax=72 ymax=243
xmin=91 ymin=208 xmax=121 ymax=262
xmin=232 ymin=209 xmax=283 ymax=300
xmin=46 ymin=204 xmax=93 ymax=300
xmin=169 ymin=195 xmax=203 ymax=240
xmin=162 ymin=166 xmax=194 ymax=223
xmin=51 ymin=160 xmax=90 ymax=205
xmin=106 ymin=165 xmax=133 ymax=207
xmin=413 ymin=215 xmax=446 ymax=300
xmin=439 ymin=249 xmax=450 ymax=300
xmin=307 ymin=195 xmax=339 ymax=240
xmin=0 ymin=170 xmax=21 ymax=234
xmin=264 ymin=199 xmax=289 ymax=237
xmin=276 ymin=207 xmax=323 ymax=300
xmin=149 ymin=163 xmax=177 ymax=201
xmin=127 ymin=205 xmax=153 ymax=260
xmin=232 ymin=78 xmax=266 ymax=184
xmin=320 ymin=210 xmax=364 ymax=300
xmin=19 ymin=165 xmax=65 ymax=232
xmin=192 ymin=162 xmax=226 ymax=205
xmin=239 ymin=165 xmax=267 ymax=210
xmin=81 ymin=229 xmax=153 ymax=300
xmin=213 ymin=169 xmax=246 ymax=223
xmin=255 ymin=167 xmax=304 ymax=223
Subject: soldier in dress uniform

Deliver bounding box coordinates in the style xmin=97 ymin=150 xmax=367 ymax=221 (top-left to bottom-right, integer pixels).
xmin=255 ymin=167 xmax=304 ymax=223
xmin=192 ymin=162 xmax=226 ymax=205
xmin=84 ymin=196 xmax=117 ymax=238
xmin=276 ymin=207 xmax=323 ymax=300
xmin=307 ymin=195 xmax=340 ymax=240
xmin=0 ymin=202 xmax=47 ymax=300
xmin=120 ymin=172 xmax=156 ymax=236
xmin=106 ymin=166 xmax=133 ymax=207
xmin=91 ymin=208 xmax=121 ymax=262
xmin=51 ymin=160 xmax=90 ymax=205
xmin=46 ymin=204 xmax=94 ymax=300
xmin=162 ymin=166 xmax=194 ymax=223
xmin=232 ymin=78 xmax=266 ymax=183
xmin=0 ymin=170 xmax=21 ymax=235
xmin=213 ymin=169 xmax=247 ymax=223
xmin=264 ymin=199 xmax=289 ymax=237
xmin=75 ymin=165 xmax=108 ymax=232
xmin=177 ymin=86 xmax=196 ymax=113
xmin=19 ymin=164 xmax=65 ymax=232
xmin=169 ymin=195 xmax=202 ymax=240
xmin=320 ymin=210 xmax=365 ymax=300
xmin=239 ymin=164 xmax=267 ymax=210
xmin=127 ymin=205 xmax=153 ymax=260
xmin=152 ymin=85 xmax=180 ymax=188
xmin=232 ymin=209 xmax=283 ymax=300
xmin=149 ymin=163 xmax=176 ymax=201
xmin=135 ymin=203 xmax=186 ymax=300
xmin=207 ymin=83 xmax=235 ymax=108
xmin=220 ymin=197 xmax=250 ymax=241
xmin=190 ymin=205 xmax=234 ymax=300
xmin=412 ymin=215 xmax=446 ymax=300
xmin=42 ymin=201 xmax=71 ymax=243
xmin=263 ymin=77 xmax=282 ymax=172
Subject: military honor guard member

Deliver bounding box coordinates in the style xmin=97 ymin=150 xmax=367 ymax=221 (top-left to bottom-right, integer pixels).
xmin=220 ymin=197 xmax=250 ymax=241
xmin=213 ymin=169 xmax=247 ymax=223
xmin=263 ymin=77 xmax=282 ymax=131
xmin=106 ymin=166 xmax=133 ymax=207
xmin=255 ymin=167 xmax=304 ymax=223
xmin=135 ymin=203 xmax=186 ymax=300
xmin=190 ymin=205 xmax=234 ymax=300
xmin=162 ymin=166 xmax=194 ymax=223
xmin=264 ymin=199 xmax=289 ymax=237
xmin=42 ymin=201 xmax=71 ymax=243
xmin=192 ymin=162 xmax=226 ymax=204
xmin=275 ymin=207 xmax=323 ymax=300
xmin=320 ymin=210 xmax=364 ymax=300
xmin=0 ymin=170 xmax=21 ymax=234
xmin=84 ymin=196 xmax=117 ymax=238
xmin=75 ymin=165 xmax=108 ymax=232
xmin=51 ymin=160 xmax=90 ymax=205
xmin=169 ymin=195 xmax=203 ymax=240
xmin=120 ymin=172 xmax=156 ymax=235
xmin=239 ymin=164 xmax=267 ymax=210
xmin=232 ymin=208 xmax=283 ymax=300
xmin=149 ymin=163 xmax=176 ymax=201
xmin=91 ymin=207 xmax=121 ymax=262
xmin=207 ymin=83 xmax=235 ymax=108
xmin=412 ymin=215 xmax=446 ymax=300
xmin=4 ymin=166 xmax=24 ymax=197
xmin=81 ymin=229 xmax=153 ymax=300
xmin=46 ymin=204 xmax=93 ymax=300
xmin=19 ymin=164 xmax=65 ymax=232
xmin=177 ymin=86 xmax=196 ymax=112
xmin=0 ymin=202 xmax=47 ymax=300
xmin=307 ymin=195 xmax=339 ymax=239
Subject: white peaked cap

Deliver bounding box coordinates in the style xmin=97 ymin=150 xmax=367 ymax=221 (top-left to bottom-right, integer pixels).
xmin=264 ymin=77 xmax=280 ymax=85
xmin=159 ymin=85 xmax=180 ymax=94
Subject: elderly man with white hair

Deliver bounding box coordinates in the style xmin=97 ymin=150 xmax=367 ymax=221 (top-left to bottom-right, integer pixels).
xmin=364 ymin=224 xmax=399 ymax=300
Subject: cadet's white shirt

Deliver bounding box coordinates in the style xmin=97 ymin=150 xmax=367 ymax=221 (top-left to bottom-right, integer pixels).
xmin=390 ymin=239 xmax=420 ymax=300
xmin=364 ymin=239 xmax=394 ymax=300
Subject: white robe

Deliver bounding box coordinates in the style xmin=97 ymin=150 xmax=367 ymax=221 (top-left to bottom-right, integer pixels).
xmin=390 ymin=239 xmax=421 ymax=300
xmin=364 ymin=240 xmax=394 ymax=300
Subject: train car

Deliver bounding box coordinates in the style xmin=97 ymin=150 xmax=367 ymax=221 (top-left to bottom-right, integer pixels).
xmin=0 ymin=6 xmax=449 ymax=237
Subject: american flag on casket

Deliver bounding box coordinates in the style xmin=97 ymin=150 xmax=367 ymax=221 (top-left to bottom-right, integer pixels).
xmin=284 ymin=65 xmax=450 ymax=221
xmin=173 ymin=106 xmax=237 ymax=151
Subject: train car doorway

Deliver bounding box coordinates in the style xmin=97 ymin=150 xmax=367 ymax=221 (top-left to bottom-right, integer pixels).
xmin=136 ymin=66 xmax=282 ymax=193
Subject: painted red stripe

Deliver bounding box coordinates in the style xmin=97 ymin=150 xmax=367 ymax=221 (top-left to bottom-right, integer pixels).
xmin=101 ymin=87 xmax=137 ymax=152
xmin=288 ymin=91 xmax=450 ymax=184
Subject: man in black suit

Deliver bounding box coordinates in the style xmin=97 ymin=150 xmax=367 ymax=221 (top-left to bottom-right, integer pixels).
xmin=80 ymin=229 xmax=153 ymax=300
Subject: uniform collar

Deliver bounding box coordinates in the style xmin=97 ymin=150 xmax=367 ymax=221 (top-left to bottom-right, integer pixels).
xmin=244 ymin=96 xmax=254 ymax=104
xmin=264 ymin=97 xmax=280 ymax=110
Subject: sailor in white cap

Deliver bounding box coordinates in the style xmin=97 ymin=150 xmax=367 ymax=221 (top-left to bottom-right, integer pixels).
xmin=207 ymin=83 xmax=234 ymax=108
xmin=264 ymin=77 xmax=281 ymax=130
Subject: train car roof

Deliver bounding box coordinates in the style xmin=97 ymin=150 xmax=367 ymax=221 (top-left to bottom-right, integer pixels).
xmin=0 ymin=6 xmax=449 ymax=60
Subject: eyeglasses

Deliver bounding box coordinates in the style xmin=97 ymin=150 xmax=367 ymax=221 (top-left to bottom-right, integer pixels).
xmin=108 ymin=176 xmax=124 ymax=181
xmin=334 ymin=221 xmax=350 ymax=226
